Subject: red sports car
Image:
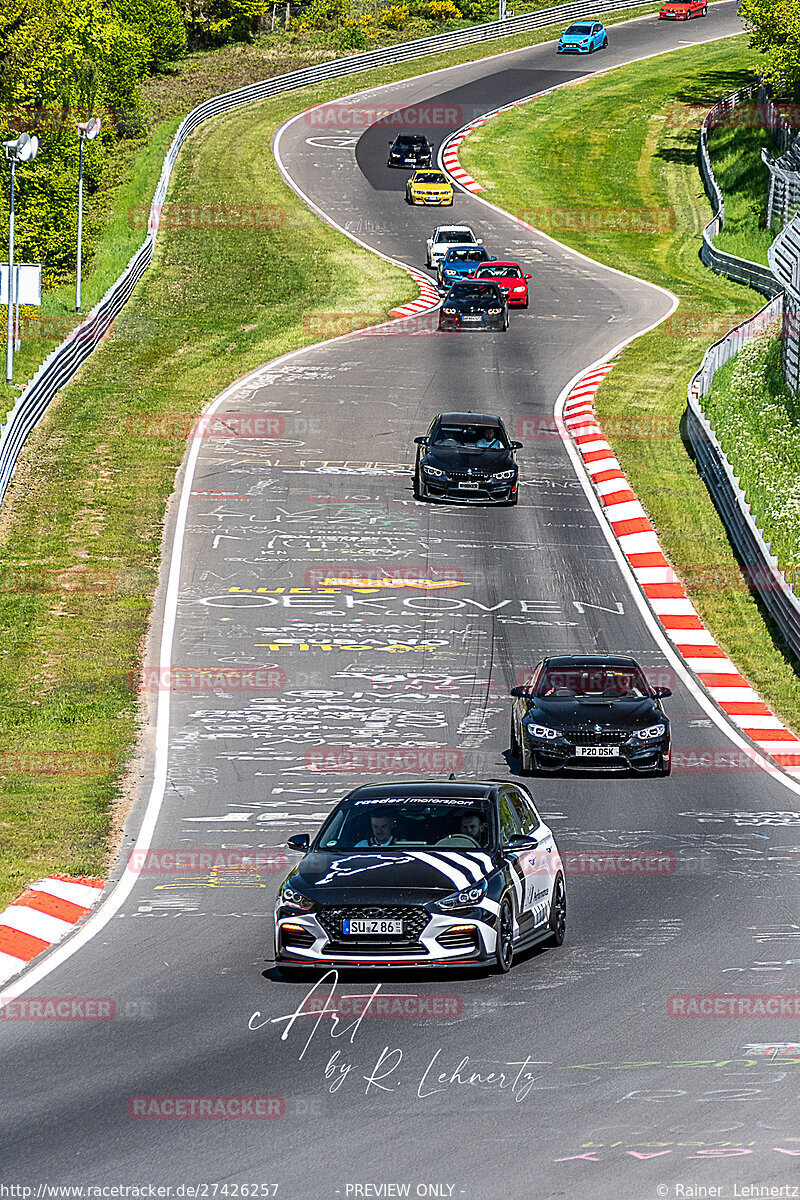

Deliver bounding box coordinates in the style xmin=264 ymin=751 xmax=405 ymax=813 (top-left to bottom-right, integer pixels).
xmin=659 ymin=0 xmax=706 ymax=17
xmin=471 ymin=262 xmax=531 ymax=307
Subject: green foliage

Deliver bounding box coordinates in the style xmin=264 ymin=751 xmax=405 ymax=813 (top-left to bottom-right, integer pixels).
xmin=182 ymin=0 xmax=271 ymax=49
xmin=739 ymin=0 xmax=800 ymax=96
xmin=115 ymin=0 xmax=187 ymax=69
xmin=426 ymin=0 xmax=461 ymax=18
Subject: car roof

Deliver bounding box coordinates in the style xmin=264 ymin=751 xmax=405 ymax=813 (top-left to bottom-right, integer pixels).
xmin=435 ymin=226 xmax=473 ymax=234
xmin=433 ymin=412 xmax=503 ymax=426
xmin=542 ymin=654 xmax=641 ymax=669
xmin=345 ymin=781 xmax=497 ymax=801
xmin=394 ymin=133 xmax=428 ymax=140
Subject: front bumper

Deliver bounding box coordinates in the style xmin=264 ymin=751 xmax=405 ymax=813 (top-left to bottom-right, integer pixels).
xmin=410 ymin=193 xmax=453 ymax=205
xmin=275 ymin=907 xmax=497 ymax=967
xmin=420 ymin=474 xmax=518 ymax=504
xmin=438 ymin=314 xmax=506 ymax=331
xmin=558 ymin=42 xmax=591 ymax=52
xmin=658 ymin=10 xmax=689 ymax=15
xmin=526 ymin=734 xmax=670 ymax=772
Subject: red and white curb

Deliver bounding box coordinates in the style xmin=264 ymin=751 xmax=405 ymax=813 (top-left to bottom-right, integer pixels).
xmin=441 ymin=125 xmax=487 ymax=193
xmin=0 ymin=875 xmax=105 ymax=985
xmin=564 ymin=364 xmax=800 ymax=779
xmin=389 ymin=268 xmax=441 ymax=318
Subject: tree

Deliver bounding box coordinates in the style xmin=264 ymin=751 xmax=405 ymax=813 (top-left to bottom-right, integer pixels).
xmin=739 ymin=0 xmax=800 ymax=95
xmin=114 ymin=0 xmax=187 ymax=70
xmin=182 ymin=0 xmax=271 ymax=48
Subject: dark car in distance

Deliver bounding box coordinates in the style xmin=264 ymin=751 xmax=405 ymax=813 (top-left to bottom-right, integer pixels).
xmin=274 ymin=780 xmax=567 ymax=973
xmin=438 ymin=281 xmax=508 ymax=331
xmin=414 ymin=412 xmax=522 ymax=505
xmin=510 ymin=654 xmax=672 ymax=775
xmin=387 ymin=133 xmax=433 ymax=167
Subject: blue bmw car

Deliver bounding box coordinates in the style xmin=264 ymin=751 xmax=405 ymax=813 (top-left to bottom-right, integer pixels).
xmin=437 ymin=245 xmax=496 ymax=289
xmin=557 ymin=20 xmax=608 ymax=52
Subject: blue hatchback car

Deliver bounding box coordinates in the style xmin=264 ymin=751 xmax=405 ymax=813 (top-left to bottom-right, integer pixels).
xmin=438 ymin=245 xmax=497 ymax=289
xmin=557 ymin=20 xmax=608 ymax=52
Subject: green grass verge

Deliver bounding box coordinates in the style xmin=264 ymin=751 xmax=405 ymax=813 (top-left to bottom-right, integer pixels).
xmin=0 ymin=1 xmax=661 ymax=422
xmin=460 ymin=37 xmax=800 ymax=733
xmin=704 ymin=334 xmax=800 ymax=579
xmin=707 ymin=117 xmax=779 ymax=266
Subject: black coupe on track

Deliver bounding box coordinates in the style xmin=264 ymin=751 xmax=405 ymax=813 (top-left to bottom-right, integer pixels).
xmin=413 ymin=412 xmax=522 ymax=505
xmin=387 ymin=133 xmax=433 ymax=168
xmin=438 ymin=281 xmax=508 ymax=331
xmin=510 ymin=654 xmax=672 ymax=775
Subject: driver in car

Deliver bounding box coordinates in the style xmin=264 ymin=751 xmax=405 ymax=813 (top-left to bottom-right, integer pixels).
xmin=458 ymin=810 xmax=486 ymax=845
xmin=356 ymin=812 xmax=398 ymax=848
xmin=475 ymin=427 xmax=504 ymax=449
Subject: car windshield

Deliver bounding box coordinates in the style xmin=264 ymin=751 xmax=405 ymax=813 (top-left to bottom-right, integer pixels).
xmin=317 ymin=798 xmax=495 ymax=850
xmin=436 ymin=230 xmax=474 ymax=243
xmin=450 ymin=284 xmax=498 ymax=300
xmin=431 ymin=423 xmax=508 ymax=450
xmin=566 ymin=22 xmax=593 ymax=32
xmin=447 ymin=248 xmax=489 ymax=262
xmin=476 ymin=264 xmax=522 ymax=278
xmin=535 ymin=667 xmax=650 ymax=699
xmin=396 ymin=136 xmax=426 ymax=146
xmin=417 ymin=172 xmax=446 ymax=183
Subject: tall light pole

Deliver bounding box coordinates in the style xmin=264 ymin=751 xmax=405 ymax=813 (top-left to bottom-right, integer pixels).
xmin=74 ymin=117 xmax=101 ymax=314
xmin=4 ymin=132 xmax=39 ymax=384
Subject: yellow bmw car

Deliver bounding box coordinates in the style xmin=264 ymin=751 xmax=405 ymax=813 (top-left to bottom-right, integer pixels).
xmin=405 ymin=169 xmax=454 ymax=206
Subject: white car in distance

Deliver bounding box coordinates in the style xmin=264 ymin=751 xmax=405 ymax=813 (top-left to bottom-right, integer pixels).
xmin=426 ymin=225 xmax=483 ymax=268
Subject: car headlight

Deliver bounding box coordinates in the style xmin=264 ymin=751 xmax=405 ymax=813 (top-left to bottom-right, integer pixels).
xmin=512 ymin=286 xmax=526 ymax=293
xmin=634 ymin=723 xmax=667 ymax=741
xmin=442 ymin=307 xmax=457 ymax=314
xmin=488 ymin=308 xmax=502 ymax=315
xmin=423 ymin=463 xmax=444 ymax=476
xmin=280 ymin=881 xmax=314 ymax=910
xmin=493 ymin=469 xmax=516 ymax=480
xmin=527 ymin=723 xmax=560 ymax=741
xmin=438 ymin=879 xmax=488 ymax=911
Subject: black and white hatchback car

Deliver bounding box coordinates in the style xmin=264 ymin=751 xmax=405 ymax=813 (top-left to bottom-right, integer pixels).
xmin=275 ymin=781 xmax=566 ymax=973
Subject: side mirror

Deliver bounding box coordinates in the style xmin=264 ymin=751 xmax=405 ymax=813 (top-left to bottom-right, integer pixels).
xmin=507 ymin=835 xmax=539 ymax=850
xmin=490 ymin=256 xmax=497 ymax=261
xmin=511 ymin=440 xmax=523 ymax=449
xmin=414 ymin=436 xmax=428 ymax=445
xmin=653 ymin=686 xmax=672 ymax=699
xmin=510 ymin=686 xmax=532 ymax=697
xmin=525 ymin=274 xmax=532 ymax=280
xmin=476 ymin=237 xmax=483 ymax=243
xmin=286 ymin=833 xmax=310 ymax=852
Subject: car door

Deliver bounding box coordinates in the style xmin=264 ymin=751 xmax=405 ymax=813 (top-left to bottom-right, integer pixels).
xmin=497 ymin=787 xmax=536 ymax=934
xmin=510 ymin=788 xmax=558 ymax=927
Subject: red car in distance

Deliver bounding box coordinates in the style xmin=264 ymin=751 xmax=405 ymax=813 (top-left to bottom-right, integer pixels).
xmin=659 ymin=0 xmax=707 ymax=17
xmin=472 ymin=262 xmax=531 ymax=308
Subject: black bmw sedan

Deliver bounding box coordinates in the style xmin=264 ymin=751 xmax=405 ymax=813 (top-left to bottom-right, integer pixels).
xmin=274 ymin=781 xmax=566 ymax=973
xmin=413 ymin=412 xmax=522 ymax=504
xmin=387 ymin=133 xmax=433 ymax=167
xmin=510 ymin=655 xmax=672 ymax=775
xmin=438 ymin=281 xmax=508 ymax=331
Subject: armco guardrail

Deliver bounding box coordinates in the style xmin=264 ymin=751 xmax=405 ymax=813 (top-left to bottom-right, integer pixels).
xmin=769 ymin=213 xmax=800 ymax=395
xmin=0 ymin=0 xmax=659 ymax=509
xmin=684 ymin=91 xmax=800 ymax=664
xmin=685 ymin=295 xmax=800 ymax=663
xmin=698 ymin=84 xmax=784 ymax=298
